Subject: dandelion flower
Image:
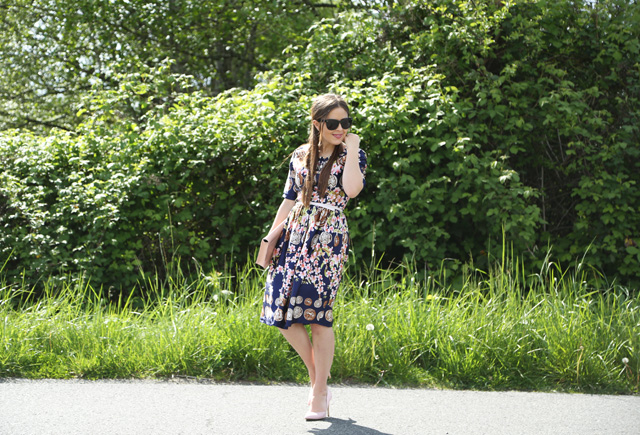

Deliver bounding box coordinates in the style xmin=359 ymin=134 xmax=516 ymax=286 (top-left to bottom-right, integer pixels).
xmin=366 ymin=324 xmax=375 ymax=331
xmin=622 ymin=357 xmax=629 ymax=364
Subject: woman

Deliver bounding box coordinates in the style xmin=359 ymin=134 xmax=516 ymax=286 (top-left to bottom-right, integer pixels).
xmin=260 ymin=94 xmax=367 ymax=420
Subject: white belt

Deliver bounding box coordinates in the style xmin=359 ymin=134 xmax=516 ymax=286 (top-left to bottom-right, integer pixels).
xmin=309 ymin=201 xmax=342 ymax=212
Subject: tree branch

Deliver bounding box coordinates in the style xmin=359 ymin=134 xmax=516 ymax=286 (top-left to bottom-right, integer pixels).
xmin=0 ymin=110 xmax=75 ymax=132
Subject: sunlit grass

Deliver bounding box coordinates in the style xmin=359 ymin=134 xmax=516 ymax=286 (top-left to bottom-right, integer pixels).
xmin=0 ymin=248 xmax=638 ymax=394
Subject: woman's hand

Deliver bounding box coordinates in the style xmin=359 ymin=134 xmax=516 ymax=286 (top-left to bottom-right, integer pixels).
xmin=343 ymin=133 xmax=360 ymax=151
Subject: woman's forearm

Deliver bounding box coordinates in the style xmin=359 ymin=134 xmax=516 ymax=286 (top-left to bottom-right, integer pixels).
xmin=270 ymin=198 xmax=296 ymax=231
xmin=342 ymin=146 xmax=364 ymax=198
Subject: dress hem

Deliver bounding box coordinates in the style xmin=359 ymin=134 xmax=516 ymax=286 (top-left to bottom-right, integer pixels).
xmin=259 ymin=317 xmax=333 ymax=330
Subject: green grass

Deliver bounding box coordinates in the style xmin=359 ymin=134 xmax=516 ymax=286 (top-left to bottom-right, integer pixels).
xmin=0 ymin=250 xmax=638 ymax=394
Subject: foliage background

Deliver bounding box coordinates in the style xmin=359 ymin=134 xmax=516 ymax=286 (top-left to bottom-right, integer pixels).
xmin=1 ymin=0 xmax=639 ymax=293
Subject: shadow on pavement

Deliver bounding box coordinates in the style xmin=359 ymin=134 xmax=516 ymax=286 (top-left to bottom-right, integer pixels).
xmin=308 ymin=418 xmax=392 ymax=434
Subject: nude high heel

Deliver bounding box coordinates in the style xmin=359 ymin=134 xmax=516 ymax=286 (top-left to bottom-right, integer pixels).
xmin=304 ymin=389 xmax=332 ymax=421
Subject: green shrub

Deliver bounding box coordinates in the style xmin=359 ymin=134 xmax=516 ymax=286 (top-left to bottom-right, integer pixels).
xmin=0 ymin=59 xmax=539 ymax=291
xmin=383 ymin=0 xmax=640 ymax=282
xmin=1 ymin=0 xmax=638 ymax=291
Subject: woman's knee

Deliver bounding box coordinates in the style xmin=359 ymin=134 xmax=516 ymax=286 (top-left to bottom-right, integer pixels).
xmin=310 ymin=323 xmax=333 ymax=336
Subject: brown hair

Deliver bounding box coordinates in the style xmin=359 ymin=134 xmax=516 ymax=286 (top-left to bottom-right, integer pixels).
xmin=301 ymin=94 xmax=349 ymax=207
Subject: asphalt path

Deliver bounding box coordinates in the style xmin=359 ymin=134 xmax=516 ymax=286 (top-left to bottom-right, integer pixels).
xmin=0 ymin=379 xmax=638 ymax=435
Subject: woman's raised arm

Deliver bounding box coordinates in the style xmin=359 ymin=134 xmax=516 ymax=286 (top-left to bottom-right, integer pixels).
xmin=342 ymin=133 xmax=364 ymax=198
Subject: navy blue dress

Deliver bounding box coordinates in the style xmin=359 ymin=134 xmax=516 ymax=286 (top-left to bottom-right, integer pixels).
xmin=260 ymin=145 xmax=367 ymax=329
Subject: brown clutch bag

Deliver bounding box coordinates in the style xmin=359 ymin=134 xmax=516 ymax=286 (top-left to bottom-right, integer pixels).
xmin=256 ymin=220 xmax=285 ymax=268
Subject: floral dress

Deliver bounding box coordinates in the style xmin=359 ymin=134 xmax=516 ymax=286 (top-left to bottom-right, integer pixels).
xmin=260 ymin=144 xmax=367 ymax=329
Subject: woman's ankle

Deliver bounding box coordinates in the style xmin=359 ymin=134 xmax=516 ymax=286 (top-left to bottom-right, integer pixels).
xmin=312 ymin=384 xmax=328 ymax=395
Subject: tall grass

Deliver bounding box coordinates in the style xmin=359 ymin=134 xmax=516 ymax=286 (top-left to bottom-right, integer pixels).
xmin=0 ymin=248 xmax=638 ymax=394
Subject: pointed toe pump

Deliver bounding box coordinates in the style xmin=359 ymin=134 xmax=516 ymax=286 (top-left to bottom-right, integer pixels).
xmin=304 ymin=389 xmax=332 ymax=421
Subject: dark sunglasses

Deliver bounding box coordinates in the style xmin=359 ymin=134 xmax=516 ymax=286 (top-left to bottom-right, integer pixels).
xmin=320 ymin=117 xmax=353 ymax=130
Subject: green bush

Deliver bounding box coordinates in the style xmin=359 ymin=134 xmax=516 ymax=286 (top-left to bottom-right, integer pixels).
xmin=1 ymin=0 xmax=639 ymax=291
xmin=0 ymin=61 xmax=538 ymax=291
xmin=0 ymin=67 xmax=312 ymax=291
xmin=383 ymin=0 xmax=640 ymax=281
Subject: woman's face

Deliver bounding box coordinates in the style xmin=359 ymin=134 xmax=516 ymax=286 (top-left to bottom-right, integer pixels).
xmin=313 ymin=106 xmax=349 ymax=149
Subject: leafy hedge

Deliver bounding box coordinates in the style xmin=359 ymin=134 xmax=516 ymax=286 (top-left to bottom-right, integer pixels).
xmin=386 ymin=0 xmax=640 ymax=279
xmin=1 ymin=0 xmax=638 ymax=292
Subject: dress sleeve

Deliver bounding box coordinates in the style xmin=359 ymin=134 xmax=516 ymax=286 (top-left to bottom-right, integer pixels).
xmin=358 ymin=149 xmax=368 ymax=187
xmin=282 ymin=156 xmax=299 ymax=200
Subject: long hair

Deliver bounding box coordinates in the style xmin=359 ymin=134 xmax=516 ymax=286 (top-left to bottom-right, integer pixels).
xmin=301 ymin=94 xmax=349 ymax=207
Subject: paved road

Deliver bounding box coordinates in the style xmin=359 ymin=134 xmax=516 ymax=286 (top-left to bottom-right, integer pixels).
xmin=0 ymin=379 xmax=638 ymax=435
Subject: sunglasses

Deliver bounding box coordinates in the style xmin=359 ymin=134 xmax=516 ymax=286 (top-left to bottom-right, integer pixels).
xmin=320 ymin=117 xmax=353 ymax=130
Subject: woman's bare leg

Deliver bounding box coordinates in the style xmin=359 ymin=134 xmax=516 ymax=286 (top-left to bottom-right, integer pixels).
xmin=308 ymin=324 xmax=334 ymax=412
xmin=279 ymin=324 xmax=316 ymax=388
